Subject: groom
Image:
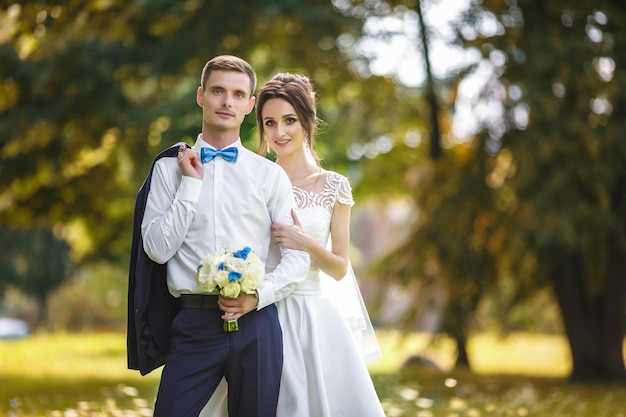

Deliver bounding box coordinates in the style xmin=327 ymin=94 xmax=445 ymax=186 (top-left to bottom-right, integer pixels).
xmin=139 ymin=55 xmax=309 ymax=417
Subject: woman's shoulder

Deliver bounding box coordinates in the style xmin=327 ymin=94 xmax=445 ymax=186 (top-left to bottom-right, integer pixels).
xmin=324 ymin=170 xmax=354 ymax=206
xmin=324 ymin=170 xmax=350 ymax=187
xmin=325 ymin=170 xmax=350 ymax=185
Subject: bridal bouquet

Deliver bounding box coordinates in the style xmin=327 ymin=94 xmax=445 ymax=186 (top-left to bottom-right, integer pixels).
xmin=196 ymin=246 xmax=265 ymax=332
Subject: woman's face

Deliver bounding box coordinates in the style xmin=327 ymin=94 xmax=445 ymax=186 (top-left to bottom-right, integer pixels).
xmin=260 ymin=98 xmax=306 ymax=157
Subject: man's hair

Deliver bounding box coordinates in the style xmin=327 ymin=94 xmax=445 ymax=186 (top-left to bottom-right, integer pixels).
xmin=200 ymin=55 xmax=257 ymax=97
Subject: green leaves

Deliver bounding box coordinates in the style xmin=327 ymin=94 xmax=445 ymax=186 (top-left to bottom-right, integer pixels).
xmin=0 ymin=0 xmax=377 ymax=261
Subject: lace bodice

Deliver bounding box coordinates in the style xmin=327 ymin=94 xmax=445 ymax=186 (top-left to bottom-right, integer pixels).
xmin=291 ymin=171 xmax=353 ymax=289
xmin=293 ymin=170 xmax=354 ymax=248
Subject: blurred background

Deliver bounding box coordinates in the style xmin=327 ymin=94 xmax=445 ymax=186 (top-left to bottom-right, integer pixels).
xmin=1 ymin=0 xmax=625 ymax=414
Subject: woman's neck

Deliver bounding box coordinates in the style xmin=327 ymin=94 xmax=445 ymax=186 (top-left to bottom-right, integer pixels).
xmin=276 ymin=152 xmax=320 ymax=187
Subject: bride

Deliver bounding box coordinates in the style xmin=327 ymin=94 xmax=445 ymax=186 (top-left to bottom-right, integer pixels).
xmin=200 ymin=72 xmax=385 ymax=417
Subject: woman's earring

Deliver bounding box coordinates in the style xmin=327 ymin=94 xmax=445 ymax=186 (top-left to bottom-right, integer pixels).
xmin=263 ymin=137 xmax=272 ymax=154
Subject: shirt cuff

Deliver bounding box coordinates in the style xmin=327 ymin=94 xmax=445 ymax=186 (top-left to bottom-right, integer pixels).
xmin=256 ymin=282 xmax=276 ymax=310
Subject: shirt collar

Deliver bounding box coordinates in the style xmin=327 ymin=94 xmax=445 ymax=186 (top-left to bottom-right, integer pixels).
xmin=193 ymin=133 xmax=242 ymax=152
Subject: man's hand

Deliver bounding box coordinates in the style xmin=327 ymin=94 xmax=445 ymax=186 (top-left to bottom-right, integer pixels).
xmin=177 ymin=145 xmax=203 ymax=179
xmin=218 ymin=293 xmax=259 ymax=321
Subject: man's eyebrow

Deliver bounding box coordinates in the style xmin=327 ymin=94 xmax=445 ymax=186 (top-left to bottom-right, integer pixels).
xmin=205 ymin=78 xmax=249 ymax=93
xmin=209 ymin=85 xmax=249 ymax=97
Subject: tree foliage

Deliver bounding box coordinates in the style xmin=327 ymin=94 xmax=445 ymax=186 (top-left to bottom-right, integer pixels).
xmin=483 ymin=0 xmax=626 ymax=381
xmin=0 ymin=0 xmax=425 ymax=312
xmin=0 ymin=0 xmax=413 ymax=263
xmin=0 ymin=226 xmax=70 ymax=304
xmin=370 ymin=0 xmax=626 ymax=381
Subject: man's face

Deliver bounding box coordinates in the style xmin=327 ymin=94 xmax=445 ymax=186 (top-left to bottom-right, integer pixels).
xmin=197 ymin=70 xmax=255 ymax=133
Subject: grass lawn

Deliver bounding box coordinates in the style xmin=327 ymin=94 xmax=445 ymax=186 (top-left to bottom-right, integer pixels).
xmin=1 ymin=331 xmax=625 ymax=416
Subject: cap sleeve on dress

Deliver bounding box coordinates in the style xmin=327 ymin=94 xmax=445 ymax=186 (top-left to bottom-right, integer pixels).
xmin=333 ymin=172 xmax=355 ymax=207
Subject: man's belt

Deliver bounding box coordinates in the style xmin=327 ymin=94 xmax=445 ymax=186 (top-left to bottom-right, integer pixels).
xmin=179 ymin=294 xmax=220 ymax=309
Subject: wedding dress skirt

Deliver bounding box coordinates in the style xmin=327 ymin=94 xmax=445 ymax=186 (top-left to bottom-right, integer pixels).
xmin=274 ymin=268 xmax=385 ymax=417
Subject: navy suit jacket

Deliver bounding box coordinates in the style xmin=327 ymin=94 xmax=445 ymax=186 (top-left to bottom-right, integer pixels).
xmin=127 ymin=143 xmax=188 ymax=376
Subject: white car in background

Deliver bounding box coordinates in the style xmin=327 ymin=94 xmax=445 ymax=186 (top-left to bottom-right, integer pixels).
xmin=0 ymin=317 xmax=30 ymax=338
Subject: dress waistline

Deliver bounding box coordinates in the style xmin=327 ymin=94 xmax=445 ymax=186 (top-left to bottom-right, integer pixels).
xmin=291 ymin=287 xmax=323 ymax=296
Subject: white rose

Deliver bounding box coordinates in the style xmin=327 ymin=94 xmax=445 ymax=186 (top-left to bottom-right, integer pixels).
xmin=215 ymin=270 xmax=229 ymax=288
xmin=220 ymin=282 xmax=241 ymax=298
xmin=239 ymin=273 xmax=260 ymax=294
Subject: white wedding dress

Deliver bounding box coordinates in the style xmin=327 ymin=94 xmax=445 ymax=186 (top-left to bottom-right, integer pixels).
xmin=199 ymin=170 xmax=385 ymax=417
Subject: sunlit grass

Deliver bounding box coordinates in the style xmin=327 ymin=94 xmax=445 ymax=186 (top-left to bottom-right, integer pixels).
xmin=0 ymin=332 xmax=160 ymax=416
xmin=1 ymin=331 xmax=625 ymax=416
xmin=369 ymin=330 xmax=572 ymax=376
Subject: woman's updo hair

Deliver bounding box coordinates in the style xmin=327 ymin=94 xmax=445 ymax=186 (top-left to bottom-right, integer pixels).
xmin=256 ymin=72 xmax=322 ymax=165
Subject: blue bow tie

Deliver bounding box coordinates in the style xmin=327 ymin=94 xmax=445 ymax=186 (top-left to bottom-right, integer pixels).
xmin=201 ymin=147 xmax=239 ymax=163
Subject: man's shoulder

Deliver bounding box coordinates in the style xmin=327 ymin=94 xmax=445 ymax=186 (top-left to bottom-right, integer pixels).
xmin=240 ymin=148 xmax=280 ymax=170
xmin=156 ymin=142 xmax=188 ymax=159
xmin=151 ymin=142 xmax=188 ymax=166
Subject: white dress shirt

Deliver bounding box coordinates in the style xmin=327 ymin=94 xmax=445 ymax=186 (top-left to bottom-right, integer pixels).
xmin=141 ymin=135 xmax=310 ymax=309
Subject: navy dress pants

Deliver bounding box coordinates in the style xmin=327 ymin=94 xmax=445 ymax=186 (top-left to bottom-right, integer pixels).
xmin=153 ymin=304 xmax=283 ymax=417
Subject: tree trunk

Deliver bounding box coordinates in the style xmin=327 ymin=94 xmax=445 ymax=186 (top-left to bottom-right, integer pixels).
xmin=553 ymin=251 xmax=601 ymax=380
xmin=416 ymin=0 xmax=442 ymax=160
xmin=601 ymin=175 xmax=626 ymax=379
xmin=601 ymin=240 xmax=626 ymax=379
xmin=455 ymin=333 xmax=471 ymax=369
xmin=553 ymin=250 xmax=626 ymax=381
